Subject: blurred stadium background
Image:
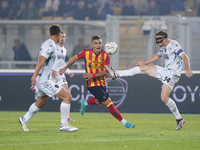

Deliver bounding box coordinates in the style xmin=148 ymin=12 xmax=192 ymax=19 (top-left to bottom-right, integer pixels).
xmin=0 ymin=0 xmax=200 ymax=70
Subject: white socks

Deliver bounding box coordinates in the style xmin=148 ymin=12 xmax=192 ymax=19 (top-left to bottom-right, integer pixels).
xmin=60 ymin=102 xmax=70 ymax=126
xmin=116 ymin=66 xmax=141 ymax=77
xmin=23 ymin=103 xmax=40 ymax=123
xmin=166 ymin=98 xmax=182 ymax=120
xmin=120 ymin=119 xmax=126 ymax=125
xmin=84 ymin=100 xmax=88 ymax=106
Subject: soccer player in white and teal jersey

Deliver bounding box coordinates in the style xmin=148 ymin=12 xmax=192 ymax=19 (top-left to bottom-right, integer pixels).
xmin=31 ymin=32 xmax=75 ymax=122
xmin=105 ymin=30 xmax=194 ymax=130
xmin=19 ymin=25 xmax=78 ymax=132
xmin=51 ymin=31 xmax=75 ymax=122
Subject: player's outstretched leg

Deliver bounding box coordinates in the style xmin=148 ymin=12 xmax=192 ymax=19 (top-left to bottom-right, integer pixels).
xmin=18 ymin=117 xmax=29 ymax=132
xmin=79 ymin=99 xmax=87 ymax=115
xmin=60 ymin=124 xmax=78 ymax=132
xmin=176 ymin=118 xmax=185 ymax=130
xmin=104 ymin=65 xmax=117 ymax=80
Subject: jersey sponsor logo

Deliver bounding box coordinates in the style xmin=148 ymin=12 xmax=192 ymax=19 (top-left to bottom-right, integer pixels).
xmin=105 ymin=78 xmax=128 ymax=108
xmin=88 ymin=64 xmax=103 ymax=69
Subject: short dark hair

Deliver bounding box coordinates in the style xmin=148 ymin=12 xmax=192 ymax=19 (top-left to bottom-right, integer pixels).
xmin=14 ymin=39 xmax=20 ymax=42
xmin=49 ymin=24 xmax=61 ymax=36
xmin=92 ymin=35 xmax=101 ymax=41
xmin=156 ymin=30 xmax=168 ymax=38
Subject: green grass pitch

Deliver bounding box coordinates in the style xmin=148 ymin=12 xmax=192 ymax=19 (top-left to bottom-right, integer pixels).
xmin=0 ymin=111 xmax=200 ymax=150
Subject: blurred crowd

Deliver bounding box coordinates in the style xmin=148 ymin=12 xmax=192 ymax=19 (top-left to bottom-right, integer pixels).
xmin=0 ymin=0 xmax=200 ymax=20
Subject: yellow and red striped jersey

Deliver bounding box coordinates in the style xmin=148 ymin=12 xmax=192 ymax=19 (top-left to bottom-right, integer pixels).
xmin=76 ymin=49 xmax=110 ymax=87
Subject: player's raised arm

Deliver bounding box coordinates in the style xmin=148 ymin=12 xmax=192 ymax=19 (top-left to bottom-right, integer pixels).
xmin=137 ymin=53 xmax=161 ymax=66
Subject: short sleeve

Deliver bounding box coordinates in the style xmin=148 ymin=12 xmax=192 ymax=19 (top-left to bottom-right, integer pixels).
xmin=76 ymin=49 xmax=85 ymax=59
xmin=158 ymin=47 xmax=164 ymax=56
xmin=174 ymin=42 xmax=184 ymax=56
xmin=103 ymin=54 xmax=110 ymax=67
xmin=40 ymin=43 xmax=55 ymax=59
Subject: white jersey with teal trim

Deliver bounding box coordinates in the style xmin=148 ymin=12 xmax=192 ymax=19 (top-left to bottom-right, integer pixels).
xmin=52 ymin=44 xmax=71 ymax=74
xmin=158 ymin=40 xmax=184 ymax=76
xmin=38 ymin=39 xmax=56 ymax=80
xmin=52 ymin=44 xmax=67 ymax=71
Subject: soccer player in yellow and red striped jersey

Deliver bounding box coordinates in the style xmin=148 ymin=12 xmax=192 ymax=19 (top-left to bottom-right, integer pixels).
xmin=59 ymin=35 xmax=135 ymax=128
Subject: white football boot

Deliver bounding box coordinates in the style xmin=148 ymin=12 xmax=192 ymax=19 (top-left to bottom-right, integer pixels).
xmin=19 ymin=117 xmax=29 ymax=132
xmin=60 ymin=124 xmax=78 ymax=132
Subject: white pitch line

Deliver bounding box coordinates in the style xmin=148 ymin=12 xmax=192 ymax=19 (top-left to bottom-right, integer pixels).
xmin=0 ymin=137 xmax=200 ymax=146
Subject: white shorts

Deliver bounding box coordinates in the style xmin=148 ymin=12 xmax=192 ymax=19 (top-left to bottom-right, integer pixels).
xmin=50 ymin=74 xmax=68 ymax=86
xmin=36 ymin=77 xmax=62 ymax=97
xmin=154 ymin=65 xmax=180 ymax=89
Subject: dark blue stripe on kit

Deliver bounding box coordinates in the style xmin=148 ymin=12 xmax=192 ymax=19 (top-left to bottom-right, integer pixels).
xmin=177 ymin=49 xmax=183 ymax=55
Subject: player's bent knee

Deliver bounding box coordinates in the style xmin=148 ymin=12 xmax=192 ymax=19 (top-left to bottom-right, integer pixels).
xmin=62 ymin=92 xmax=72 ymax=103
xmin=35 ymin=101 xmax=46 ymax=108
xmin=139 ymin=65 xmax=147 ymax=72
xmin=161 ymin=95 xmax=168 ymax=103
xmin=104 ymin=98 xmax=111 ymax=106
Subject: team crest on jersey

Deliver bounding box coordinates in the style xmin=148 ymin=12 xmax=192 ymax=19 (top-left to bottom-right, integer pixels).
xmin=100 ymin=57 xmax=103 ymax=61
xmin=50 ymin=45 xmax=53 ymax=47
xmin=61 ymin=50 xmax=63 ymax=53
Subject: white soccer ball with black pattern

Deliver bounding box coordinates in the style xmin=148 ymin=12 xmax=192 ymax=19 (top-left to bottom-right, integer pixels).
xmin=104 ymin=42 xmax=118 ymax=55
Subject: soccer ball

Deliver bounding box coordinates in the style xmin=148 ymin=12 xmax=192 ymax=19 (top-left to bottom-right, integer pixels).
xmin=104 ymin=42 xmax=118 ymax=55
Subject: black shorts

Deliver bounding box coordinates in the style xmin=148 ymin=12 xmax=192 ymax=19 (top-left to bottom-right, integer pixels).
xmin=87 ymin=86 xmax=109 ymax=103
